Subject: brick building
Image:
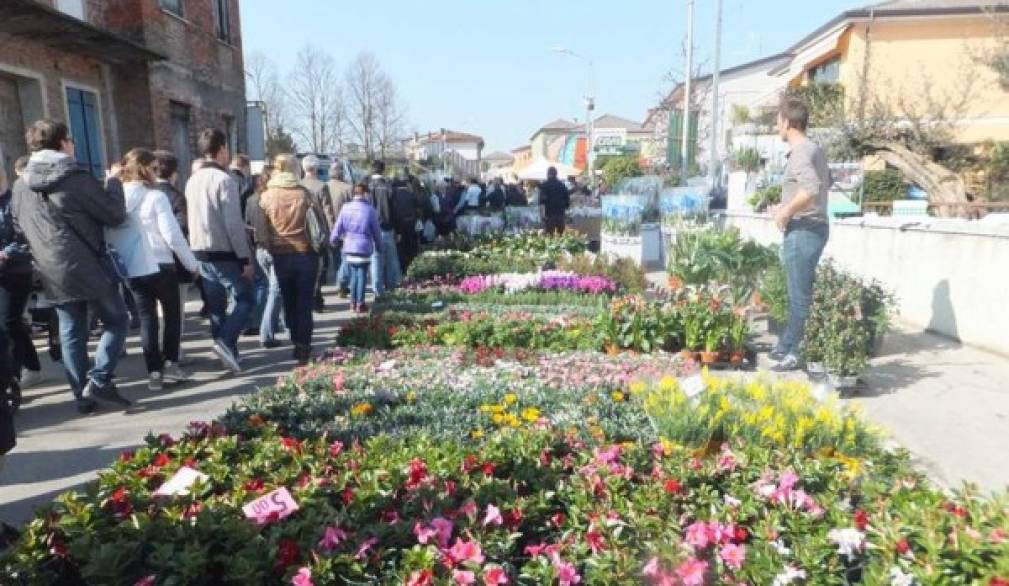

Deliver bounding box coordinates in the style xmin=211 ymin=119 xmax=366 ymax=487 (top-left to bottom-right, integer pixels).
xmin=0 ymin=0 xmax=247 ymax=184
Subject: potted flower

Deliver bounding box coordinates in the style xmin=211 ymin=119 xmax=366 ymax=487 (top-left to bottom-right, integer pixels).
xmin=682 ymin=311 xmax=704 ymax=362
xmin=728 ymin=313 xmax=748 ymax=366
xmin=701 ymin=325 xmax=723 ymax=365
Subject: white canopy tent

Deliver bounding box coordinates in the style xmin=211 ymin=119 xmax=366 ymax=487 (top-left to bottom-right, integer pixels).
xmin=516 ymin=158 xmax=583 ymax=182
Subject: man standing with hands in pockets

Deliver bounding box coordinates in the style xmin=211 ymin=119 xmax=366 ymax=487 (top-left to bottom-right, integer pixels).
xmin=771 ymin=96 xmax=831 ymax=372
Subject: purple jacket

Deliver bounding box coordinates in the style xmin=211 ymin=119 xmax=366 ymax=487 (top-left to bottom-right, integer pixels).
xmin=331 ymin=198 xmax=383 ymax=257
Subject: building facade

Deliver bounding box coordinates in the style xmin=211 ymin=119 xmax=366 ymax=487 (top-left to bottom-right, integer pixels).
xmin=0 ymin=0 xmax=247 ymax=184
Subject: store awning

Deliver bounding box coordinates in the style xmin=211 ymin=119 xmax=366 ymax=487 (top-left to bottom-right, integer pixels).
xmin=769 ymin=24 xmax=849 ymax=84
xmin=0 ymin=0 xmax=165 ymax=64
xmin=516 ymin=159 xmax=583 ymax=182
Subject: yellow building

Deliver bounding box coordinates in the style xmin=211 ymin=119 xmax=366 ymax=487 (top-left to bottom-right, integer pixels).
xmin=772 ymin=0 xmax=1009 ymax=144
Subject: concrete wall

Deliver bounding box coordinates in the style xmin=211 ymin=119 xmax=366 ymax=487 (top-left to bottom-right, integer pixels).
xmin=726 ymin=211 xmax=1009 ymax=356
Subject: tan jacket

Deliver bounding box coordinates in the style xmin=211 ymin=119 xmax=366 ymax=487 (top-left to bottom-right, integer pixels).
xmin=259 ymin=185 xmax=313 ymax=255
xmin=327 ymin=179 xmax=353 ymax=225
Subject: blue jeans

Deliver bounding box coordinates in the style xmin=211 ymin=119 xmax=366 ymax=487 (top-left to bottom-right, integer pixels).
xmin=256 ymin=249 xmax=284 ymax=344
xmin=347 ymin=260 xmax=370 ymax=306
xmin=247 ymin=254 xmax=270 ymax=331
xmin=55 ymin=292 xmax=128 ymax=396
xmin=778 ymin=226 xmax=829 ymax=357
xmin=273 ymin=253 xmax=319 ymax=348
xmin=370 ymin=229 xmax=401 ymax=296
xmin=199 ymin=260 xmax=255 ymax=355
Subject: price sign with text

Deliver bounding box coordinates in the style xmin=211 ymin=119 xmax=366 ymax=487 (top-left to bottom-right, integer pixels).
xmin=243 ymin=487 xmax=299 ymax=525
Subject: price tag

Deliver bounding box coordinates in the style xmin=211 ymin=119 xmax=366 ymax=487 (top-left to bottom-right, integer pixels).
xmin=680 ymin=375 xmax=706 ymax=399
xmin=243 ymin=487 xmax=299 ymax=525
xmin=153 ymin=466 xmax=208 ymax=497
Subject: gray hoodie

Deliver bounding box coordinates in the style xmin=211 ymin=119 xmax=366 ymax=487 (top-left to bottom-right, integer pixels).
xmin=12 ymin=150 xmax=126 ymax=303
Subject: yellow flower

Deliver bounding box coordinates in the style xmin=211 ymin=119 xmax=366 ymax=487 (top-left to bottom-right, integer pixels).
xmin=406 ymin=391 xmax=417 ymax=403
xmin=521 ymin=407 xmax=541 ymax=422
xmin=350 ymin=402 xmax=374 ymax=417
xmin=506 ymin=414 xmax=520 ymax=428
xmin=504 ymin=393 xmax=518 ymax=406
xmin=470 ymin=429 xmax=484 ymax=440
xmin=629 ymin=381 xmax=646 ymax=395
xmin=491 ymin=413 xmax=505 ymax=425
xmin=658 ymin=376 xmax=676 ymax=393
xmin=611 ymin=391 xmax=625 ymax=403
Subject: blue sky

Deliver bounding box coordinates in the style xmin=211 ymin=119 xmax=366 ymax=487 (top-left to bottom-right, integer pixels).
xmin=241 ymin=0 xmax=867 ymax=153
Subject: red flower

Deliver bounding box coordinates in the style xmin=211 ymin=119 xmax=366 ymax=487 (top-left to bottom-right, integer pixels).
xmin=244 ymin=478 xmax=264 ymax=492
xmin=504 ymin=508 xmax=524 ymax=530
xmin=153 ymin=453 xmax=171 ymax=468
xmin=551 ymin=512 xmax=566 ymax=527
xmin=585 ymin=530 xmax=606 ymax=553
xmin=481 ymin=462 xmax=497 ymax=477
xmin=182 ymin=502 xmax=203 ymax=520
xmin=539 ymin=449 xmax=553 ymax=467
xmin=329 ymin=441 xmax=344 ymax=458
xmin=341 ymin=487 xmax=354 ymax=505
xmin=664 ymin=479 xmax=682 ymax=495
xmin=990 ymin=579 xmax=1009 ymax=586
xmin=854 ymin=509 xmax=869 ymax=530
xmin=733 ymin=526 xmax=749 ymax=544
xmin=407 ymin=569 xmax=434 ymax=586
xmin=895 ymin=538 xmax=910 ymax=555
xmin=275 ymin=538 xmax=300 ymax=569
xmin=281 ymin=437 xmax=302 ymax=455
xmin=183 ymin=457 xmax=198 ymax=469
xmin=49 ymin=540 xmax=68 ymax=559
xmin=119 ymin=450 xmax=135 ymax=463
xmin=108 ymin=487 xmax=132 ymax=516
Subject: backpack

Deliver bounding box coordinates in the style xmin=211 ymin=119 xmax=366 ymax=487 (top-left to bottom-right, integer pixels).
xmin=304 ymin=195 xmax=329 ymax=254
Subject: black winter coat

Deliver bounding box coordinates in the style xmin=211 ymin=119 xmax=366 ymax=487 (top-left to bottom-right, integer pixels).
xmin=12 ymin=151 xmax=126 ymax=304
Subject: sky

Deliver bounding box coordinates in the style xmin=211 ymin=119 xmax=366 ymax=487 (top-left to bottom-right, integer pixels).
xmin=241 ymin=0 xmax=868 ymax=154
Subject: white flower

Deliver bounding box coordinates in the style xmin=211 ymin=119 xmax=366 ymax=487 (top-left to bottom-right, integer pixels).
xmin=723 ymin=494 xmax=742 ymax=508
xmin=771 ymin=565 xmax=806 ymax=586
xmin=889 ymin=567 xmax=916 ymax=586
xmin=771 ymin=539 xmax=792 ymax=556
xmin=828 ymin=528 xmax=865 ymax=558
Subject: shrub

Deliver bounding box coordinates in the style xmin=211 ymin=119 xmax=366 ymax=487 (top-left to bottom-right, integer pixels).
xmin=862 ymin=169 xmax=906 ymax=203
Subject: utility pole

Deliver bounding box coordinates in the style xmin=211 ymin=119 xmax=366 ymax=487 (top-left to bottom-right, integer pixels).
xmin=708 ymin=0 xmax=723 ymax=188
xmin=681 ymin=0 xmax=695 ymax=181
xmin=552 ymin=46 xmax=596 ymax=190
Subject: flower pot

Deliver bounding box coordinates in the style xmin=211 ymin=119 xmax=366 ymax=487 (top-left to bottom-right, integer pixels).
xmin=605 ymin=343 xmax=621 ymax=356
xmin=827 ymin=372 xmax=860 ymax=390
xmin=700 ymin=351 xmax=719 ymax=365
xmin=679 ymin=350 xmax=697 ymax=363
xmin=806 ymin=362 xmax=826 ymax=378
xmin=729 ymin=351 xmax=745 ymax=366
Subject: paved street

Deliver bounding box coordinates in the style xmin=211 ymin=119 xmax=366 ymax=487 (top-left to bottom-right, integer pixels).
xmin=0 ymin=287 xmax=353 ymax=525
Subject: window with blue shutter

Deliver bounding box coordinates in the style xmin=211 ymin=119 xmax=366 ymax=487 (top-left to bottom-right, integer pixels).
xmin=65 ymin=87 xmax=105 ymax=179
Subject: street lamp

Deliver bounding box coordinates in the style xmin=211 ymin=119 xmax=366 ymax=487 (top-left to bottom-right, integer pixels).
xmin=552 ymin=46 xmax=596 ymax=190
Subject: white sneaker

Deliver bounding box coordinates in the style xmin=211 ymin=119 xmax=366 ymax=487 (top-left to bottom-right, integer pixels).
xmin=148 ymin=371 xmax=163 ymax=392
xmin=212 ymin=340 xmax=242 ymax=374
xmin=162 ymin=361 xmax=191 ymax=383
xmin=20 ymin=368 xmax=44 ymax=389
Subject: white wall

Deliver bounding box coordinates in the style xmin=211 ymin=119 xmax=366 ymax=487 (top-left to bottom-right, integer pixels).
xmin=726 ymin=212 xmax=1009 ymax=356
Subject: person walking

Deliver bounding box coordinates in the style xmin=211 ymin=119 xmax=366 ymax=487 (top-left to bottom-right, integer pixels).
xmin=0 ymin=166 xmax=43 ymax=389
xmin=248 ymin=154 xmax=322 ymax=365
xmin=244 ymin=166 xmax=284 ymax=348
xmin=185 ymin=128 xmax=254 ymax=373
xmin=300 ymin=156 xmax=333 ymax=312
xmin=390 ymin=177 xmax=420 ymax=274
xmin=366 ymin=161 xmax=400 ymax=297
xmin=332 ymin=182 xmax=382 ymax=314
xmin=539 ymin=166 xmax=570 ymax=235
xmin=328 ymin=163 xmax=353 ymax=296
xmin=109 ymin=149 xmax=198 ymax=390
xmin=12 ymin=119 xmax=130 ymax=413
xmin=770 ymin=96 xmax=831 ymax=372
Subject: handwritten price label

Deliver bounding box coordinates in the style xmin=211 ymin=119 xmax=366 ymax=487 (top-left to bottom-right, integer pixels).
xmin=153 ymin=466 xmax=208 ymax=497
xmin=680 ymin=375 xmax=706 ymax=399
xmin=243 ymin=487 xmax=299 ymax=525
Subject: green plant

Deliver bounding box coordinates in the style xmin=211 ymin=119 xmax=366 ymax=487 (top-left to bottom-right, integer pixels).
xmin=555 ymin=254 xmax=647 ymax=293
xmin=600 ymin=154 xmax=643 ymax=188
xmin=746 ymin=184 xmax=782 ymax=211
xmin=730 ymin=104 xmax=751 ymax=126
xmin=668 ymin=228 xmax=777 ymax=305
xmin=785 ymin=83 xmax=845 ymax=128
xmin=862 ymin=169 xmax=906 ymax=203
xmin=728 ymin=314 xmax=748 ymax=352
xmin=733 ymin=147 xmax=761 ymax=173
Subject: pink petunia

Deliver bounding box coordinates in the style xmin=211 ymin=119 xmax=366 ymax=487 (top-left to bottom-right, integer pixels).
xmin=448 ymin=538 xmax=485 ymax=565
xmin=720 ymin=543 xmax=746 ymax=570
xmin=555 ymin=560 xmax=581 ymax=586
xmin=453 ymin=569 xmax=476 ymax=585
xmin=406 ymin=569 xmax=434 ymax=586
xmin=414 ymin=521 xmax=437 ymax=545
xmin=318 ymin=526 xmax=348 ymax=553
xmin=483 ymin=504 xmax=503 ymax=527
xmin=355 ymin=537 xmax=378 ymax=560
xmin=431 ymin=517 xmax=454 ymax=548
xmin=685 ymin=521 xmax=710 ymax=549
xmin=642 ymin=557 xmax=661 ymax=578
xmin=483 ymin=566 xmax=509 ymax=585
xmin=291 ymin=567 xmax=314 ymax=586
xmin=675 ymin=558 xmax=708 ymax=586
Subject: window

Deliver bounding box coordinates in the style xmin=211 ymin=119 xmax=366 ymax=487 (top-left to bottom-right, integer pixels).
xmin=65 ymin=87 xmax=105 ymax=179
xmin=809 ymin=57 xmax=841 ymax=85
xmin=170 ymin=102 xmax=192 ymax=186
xmin=56 ymin=0 xmax=85 ymax=19
xmin=159 ymin=0 xmax=184 ymax=17
xmin=213 ymin=0 xmax=230 ymax=42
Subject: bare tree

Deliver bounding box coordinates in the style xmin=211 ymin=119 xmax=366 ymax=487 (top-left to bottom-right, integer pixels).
xmin=287 ymin=45 xmax=345 ymax=154
xmin=245 ymin=52 xmax=287 ymax=137
xmin=345 ymin=52 xmax=406 ymax=160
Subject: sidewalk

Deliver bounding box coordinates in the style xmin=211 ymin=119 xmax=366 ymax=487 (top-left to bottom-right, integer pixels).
xmin=0 ymin=287 xmax=353 ymax=525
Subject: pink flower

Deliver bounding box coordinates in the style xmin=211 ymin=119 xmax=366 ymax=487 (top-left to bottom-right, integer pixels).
xmin=407 ymin=569 xmax=434 ymax=586
xmin=483 ymin=504 xmax=503 ymax=527
xmin=685 ymin=521 xmax=710 ymax=549
xmin=355 ymin=537 xmax=378 ymax=560
xmin=719 ymin=543 xmax=746 ymax=570
xmin=453 ymin=570 xmax=476 ymax=585
xmin=585 ymin=530 xmax=605 ymax=553
xmin=458 ymin=500 xmax=478 ymax=520
xmin=431 ymin=517 xmax=454 ymax=548
xmin=555 ymin=560 xmax=581 ymax=586
xmin=291 ymin=567 xmax=314 ymax=586
xmin=643 ymin=557 xmax=661 ymax=578
xmin=318 ymin=526 xmax=348 ymax=552
xmin=778 ymin=470 xmax=799 ymax=491
xmin=134 ymin=577 xmax=157 ymax=586
xmin=483 ymin=566 xmax=509 ymax=585
xmin=675 ymin=558 xmax=708 ymax=586
xmin=449 ymin=538 xmax=485 ymax=565
xmin=414 ymin=521 xmax=437 ymax=545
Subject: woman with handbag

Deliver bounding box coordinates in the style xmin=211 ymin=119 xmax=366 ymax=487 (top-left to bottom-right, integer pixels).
xmin=108 ymin=149 xmax=199 ymax=391
xmin=247 ymin=154 xmax=323 ymax=366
